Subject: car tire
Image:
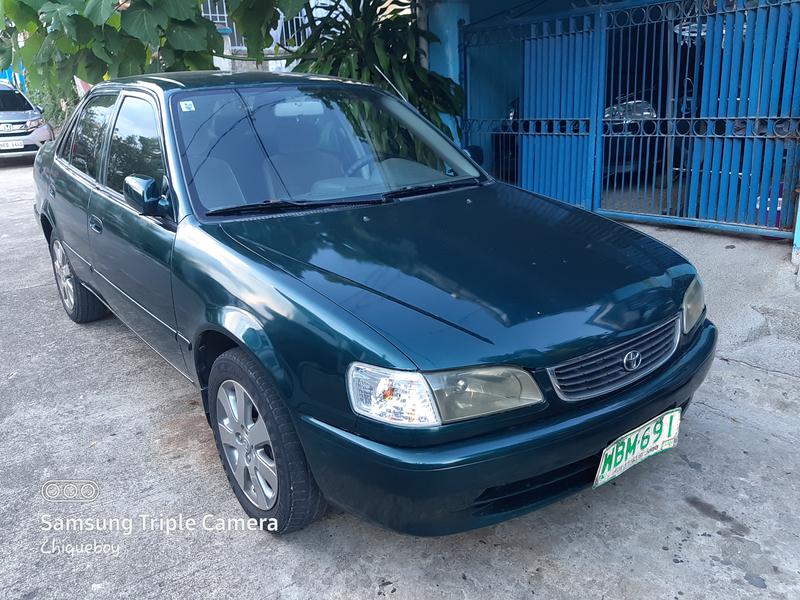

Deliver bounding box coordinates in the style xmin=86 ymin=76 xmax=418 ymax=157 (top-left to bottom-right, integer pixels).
xmin=208 ymin=348 xmax=327 ymax=534
xmin=49 ymin=236 xmax=106 ymax=323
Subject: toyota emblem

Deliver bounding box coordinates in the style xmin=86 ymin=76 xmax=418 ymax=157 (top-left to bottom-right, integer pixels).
xmin=622 ymin=350 xmax=643 ymax=372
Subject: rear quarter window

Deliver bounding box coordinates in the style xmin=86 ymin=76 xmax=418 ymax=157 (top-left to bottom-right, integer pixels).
xmin=67 ymin=94 xmax=118 ymax=179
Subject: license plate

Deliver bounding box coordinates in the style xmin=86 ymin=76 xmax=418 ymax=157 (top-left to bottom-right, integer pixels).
xmin=0 ymin=140 xmax=24 ymax=150
xmin=593 ymin=408 xmax=681 ymax=488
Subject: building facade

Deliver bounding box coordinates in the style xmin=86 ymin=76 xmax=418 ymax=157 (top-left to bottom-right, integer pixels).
xmin=422 ymin=0 xmax=800 ymax=261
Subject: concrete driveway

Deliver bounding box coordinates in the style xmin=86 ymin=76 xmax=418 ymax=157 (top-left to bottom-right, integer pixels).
xmin=1 ymin=157 xmax=799 ymax=600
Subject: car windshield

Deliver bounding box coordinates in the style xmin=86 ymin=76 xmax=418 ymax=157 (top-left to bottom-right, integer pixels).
xmin=171 ymin=85 xmax=482 ymax=214
xmin=0 ymin=89 xmax=33 ymax=112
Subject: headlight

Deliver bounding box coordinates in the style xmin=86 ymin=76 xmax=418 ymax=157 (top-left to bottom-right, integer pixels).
xmin=346 ymin=363 xmax=544 ymax=427
xmin=425 ymin=366 xmax=544 ymax=423
xmin=26 ymin=117 xmax=44 ymax=130
xmin=346 ymin=363 xmax=441 ymax=427
xmin=682 ymin=277 xmax=705 ymax=333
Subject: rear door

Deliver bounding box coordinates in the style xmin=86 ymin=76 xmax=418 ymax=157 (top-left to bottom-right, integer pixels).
xmin=49 ymin=93 xmax=118 ymax=280
xmin=87 ymin=90 xmax=185 ymax=373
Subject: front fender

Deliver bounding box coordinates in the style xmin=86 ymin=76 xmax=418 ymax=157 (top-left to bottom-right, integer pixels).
xmin=173 ymin=218 xmax=416 ymax=435
xmin=201 ymin=306 xmax=287 ymax=394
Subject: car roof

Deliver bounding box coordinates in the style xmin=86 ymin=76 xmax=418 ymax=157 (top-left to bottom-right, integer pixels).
xmin=97 ymin=70 xmax=365 ymax=93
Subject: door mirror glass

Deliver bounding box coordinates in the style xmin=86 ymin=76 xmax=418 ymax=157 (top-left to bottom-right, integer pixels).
xmin=123 ymin=175 xmax=170 ymax=217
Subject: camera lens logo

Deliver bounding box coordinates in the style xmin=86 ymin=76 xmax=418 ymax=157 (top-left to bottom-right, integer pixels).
xmin=41 ymin=480 xmax=100 ymax=503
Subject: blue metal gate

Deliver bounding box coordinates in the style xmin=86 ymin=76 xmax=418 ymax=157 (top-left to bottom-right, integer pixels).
xmin=461 ymin=0 xmax=800 ymax=238
xmin=519 ymin=15 xmax=603 ymax=208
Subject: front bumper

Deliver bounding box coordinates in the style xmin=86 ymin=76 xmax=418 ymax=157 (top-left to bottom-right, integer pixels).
xmin=297 ymin=319 xmax=717 ymax=536
xmin=0 ymin=124 xmax=53 ymax=158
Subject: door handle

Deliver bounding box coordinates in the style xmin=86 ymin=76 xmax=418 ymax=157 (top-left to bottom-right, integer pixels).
xmin=88 ymin=215 xmax=103 ymax=234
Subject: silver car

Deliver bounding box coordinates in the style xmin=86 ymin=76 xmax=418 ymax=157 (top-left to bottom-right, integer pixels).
xmin=0 ymin=81 xmax=54 ymax=159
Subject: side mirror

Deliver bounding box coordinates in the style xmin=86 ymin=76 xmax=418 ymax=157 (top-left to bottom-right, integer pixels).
xmin=36 ymin=105 xmax=44 ymax=113
xmin=464 ymin=145 xmax=484 ymax=166
xmin=123 ymin=175 xmax=170 ymax=218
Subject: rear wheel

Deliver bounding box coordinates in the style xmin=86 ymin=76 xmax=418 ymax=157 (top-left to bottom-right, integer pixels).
xmin=209 ymin=348 xmax=326 ymax=533
xmin=50 ymin=236 xmax=106 ymax=323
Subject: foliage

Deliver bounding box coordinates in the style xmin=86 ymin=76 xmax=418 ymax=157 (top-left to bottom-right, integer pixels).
xmin=0 ymin=0 xmax=222 ymax=106
xmin=286 ymin=0 xmax=464 ymax=137
xmin=26 ymin=84 xmax=78 ymax=130
xmin=1 ymin=0 xmax=464 ymax=140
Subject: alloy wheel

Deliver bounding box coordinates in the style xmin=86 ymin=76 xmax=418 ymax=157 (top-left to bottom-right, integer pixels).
xmin=216 ymin=379 xmax=278 ymax=510
xmin=52 ymin=240 xmax=75 ymax=311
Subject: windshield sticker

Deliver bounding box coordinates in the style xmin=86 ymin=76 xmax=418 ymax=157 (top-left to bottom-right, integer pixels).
xmin=179 ymin=100 xmax=196 ymax=112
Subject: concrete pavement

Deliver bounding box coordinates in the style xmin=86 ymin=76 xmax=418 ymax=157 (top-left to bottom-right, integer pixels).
xmin=1 ymin=157 xmax=798 ymax=599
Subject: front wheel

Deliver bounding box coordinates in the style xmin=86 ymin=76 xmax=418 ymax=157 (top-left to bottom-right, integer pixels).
xmin=208 ymin=348 xmax=326 ymax=533
xmin=49 ymin=236 xmax=106 ymax=323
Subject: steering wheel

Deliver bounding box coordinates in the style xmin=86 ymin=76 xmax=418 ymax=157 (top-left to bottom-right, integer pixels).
xmin=345 ymin=154 xmax=378 ymax=177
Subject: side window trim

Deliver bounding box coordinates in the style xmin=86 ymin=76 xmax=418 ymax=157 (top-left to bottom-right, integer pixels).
xmin=98 ymin=89 xmax=170 ymax=216
xmin=55 ymin=102 xmax=82 ymax=160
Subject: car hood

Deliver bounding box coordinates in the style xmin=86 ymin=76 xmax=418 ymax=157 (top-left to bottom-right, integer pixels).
xmin=220 ymin=183 xmax=696 ymax=371
xmin=0 ymin=109 xmax=38 ymax=122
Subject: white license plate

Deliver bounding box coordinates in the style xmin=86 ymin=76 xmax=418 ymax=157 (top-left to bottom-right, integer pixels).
xmin=0 ymin=140 xmax=24 ymax=150
xmin=593 ymin=408 xmax=681 ymax=488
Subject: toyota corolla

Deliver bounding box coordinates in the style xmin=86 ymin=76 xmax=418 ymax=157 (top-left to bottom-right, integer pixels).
xmin=33 ymin=71 xmax=716 ymax=535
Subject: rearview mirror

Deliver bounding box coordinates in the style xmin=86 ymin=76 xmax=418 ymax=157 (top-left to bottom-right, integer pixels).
xmin=123 ymin=175 xmax=171 ymax=218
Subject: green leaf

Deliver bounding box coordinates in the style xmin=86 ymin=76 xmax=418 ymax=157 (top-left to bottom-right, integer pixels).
xmin=39 ymin=1 xmax=78 ymax=37
xmin=19 ymin=0 xmax=47 ymax=11
xmin=76 ymin=48 xmax=105 ymax=82
xmin=16 ymin=29 xmax=42 ymax=65
xmin=180 ymin=50 xmax=214 ymax=70
xmin=82 ymin=0 xmax=116 ymax=26
xmin=55 ymin=32 xmax=78 ymax=54
xmin=6 ymin=1 xmax=41 ymax=32
xmin=116 ymin=38 xmax=146 ymax=76
xmin=0 ymin=37 xmax=11 ymax=70
xmin=166 ymin=20 xmax=207 ymax=52
xmin=107 ymin=10 xmax=120 ymax=30
xmin=277 ymin=0 xmax=305 ymax=20
xmin=90 ymin=38 xmax=112 ymax=63
xmin=161 ymin=0 xmax=197 ymax=21
xmin=373 ymin=37 xmax=389 ymax=73
xmin=121 ymin=2 xmax=167 ymax=47
xmin=158 ymin=45 xmax=175 ymax=67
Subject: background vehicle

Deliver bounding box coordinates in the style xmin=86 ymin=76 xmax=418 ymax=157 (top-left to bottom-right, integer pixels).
xmin=0 ymin=81 xmax=54 ymax=159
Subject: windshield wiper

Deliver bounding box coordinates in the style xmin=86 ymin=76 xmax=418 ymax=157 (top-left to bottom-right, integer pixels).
xmin=206 ymin=197 xmax=389 ymax=217
xmin=382 ymin=177 xmax=482 ymax=201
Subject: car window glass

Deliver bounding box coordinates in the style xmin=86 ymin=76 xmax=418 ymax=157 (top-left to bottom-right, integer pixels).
xmin=0 ymin=89 xmax=32 ymax=111
xmin=106 ymin=97 xmax=165 ymax=195
xmin=171 ymin=86 xmax=480 ymax=213
xmin=69 ymin=94 xmax=117 ymax=178
xmin=56 ymin=117 xmax=77 ymax=160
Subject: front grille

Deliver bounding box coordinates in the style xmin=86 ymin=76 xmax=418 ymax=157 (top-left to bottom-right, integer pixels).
xmin=548 ymin=315 xmax=681 ymax=401
xmin=0 ymin=122 xmax=28 ymax=137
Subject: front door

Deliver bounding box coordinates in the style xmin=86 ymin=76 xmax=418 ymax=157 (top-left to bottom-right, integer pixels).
xmin=87 ymin=92 xmax=185 ymax=373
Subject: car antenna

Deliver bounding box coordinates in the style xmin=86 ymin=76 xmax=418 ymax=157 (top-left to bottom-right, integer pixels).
xmin=374 ymin=65 xmax=407 ymax=102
